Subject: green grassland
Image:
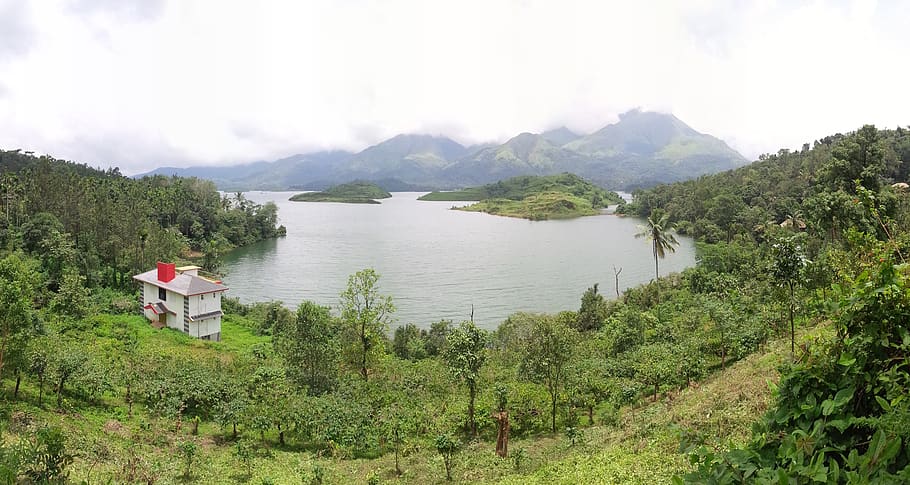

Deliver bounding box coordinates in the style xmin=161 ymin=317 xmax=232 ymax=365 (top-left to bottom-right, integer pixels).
xmin=289 ymin=181 xmax=392 ymax=203
xmin=3 ymin=310 xmax=811 ymax=484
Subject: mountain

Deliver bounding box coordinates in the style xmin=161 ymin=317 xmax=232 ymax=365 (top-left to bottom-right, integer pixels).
xmin=135 ymin=111 xmax=749 ymax=191
xmin=565 ymin=110 xmax=749 ymax=188
xmin=334 ymin=134 xmax=467 ymax=182
xmin=442 ymin=133 xmax=592 ymax=185
xmin=137 ymin=151 xmax=354 ymax=191
xmin=540 ymin=126 xmax=581 ymax=146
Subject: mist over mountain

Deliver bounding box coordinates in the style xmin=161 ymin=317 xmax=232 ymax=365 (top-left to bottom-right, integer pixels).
xmin=136 ymin=111 xmax=749 ymax=191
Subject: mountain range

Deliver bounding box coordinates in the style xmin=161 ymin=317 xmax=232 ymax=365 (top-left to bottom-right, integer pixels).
xmin=137 ymin=110 xmax=750 ymax=191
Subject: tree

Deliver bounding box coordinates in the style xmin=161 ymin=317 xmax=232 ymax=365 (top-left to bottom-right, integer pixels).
xmin=51 ymin=340 xmax=88 ymax=408
xmin=339 ymin=269 xmax=395 ymax=381
xmin=392 ymin=323 xmax=428 ymax=361
xmin=635 ymin=210 xmax=679 ymax=309
xmin=273 ymin=301 xmax=339 ymax=394
xmin=771 ymin=236 xmax=806 ymax=355
xmin=575 ymin=283 xmax=608 ymax=331
xmin=0 ymin=253 xmax=40 ymax=385
xmin=444 ymin=321 xmax=488 ymax=438
xmin=178 ymin=441 xmax=197 ymax=479
xmin=28 ymin=342 xmax=50 ymax=406
xmin=51 ymin=268 xmax=90 ymax=319
xmin=520 ymin=315 xmax=576 ymax=433
xmin=435 ymin=433 xmax=460 ymax=481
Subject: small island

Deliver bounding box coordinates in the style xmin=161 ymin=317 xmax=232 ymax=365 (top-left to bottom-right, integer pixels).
xmin=419 ymin=173 xmax=623 ymax=220
xmin=289 ymin=181 xmax=392 ymax=204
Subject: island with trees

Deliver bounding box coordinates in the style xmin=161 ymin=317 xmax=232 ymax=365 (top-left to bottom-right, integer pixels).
xmin=419 ymin=173 xmax=624 ymax=220
xmin=289 ymin=181 xmax=392 ymax=204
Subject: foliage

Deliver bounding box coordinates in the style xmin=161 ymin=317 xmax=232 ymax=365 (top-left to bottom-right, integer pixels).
xmin=273 ymin=300 xmax=339 ymax=394
xmin=520 ymin=315 xmax=577 ymax=433
xmin=683 ymin=261 xmax=910 ymax=483
xmin=458 ymin=192 xmax=604 ymax=220
xmin=435 ymin=433 xmax=460 ymax=481
xmin=575 ymin=283 xmax=608 ymax=331
xmin=443 ymin=320 xmax=488 ymax=437
xmin=339 ymin=269 xmax=395 ymax=381
xmin=21 ymin=426 xmax=73 ymax=483
xmin=771 ymin=235 xmax=807 ymax=355
xmin=419 ymin=173 xmax=622 ymax=204
xmin=0 ymin=150 xmax=286 ymax=289
xmin=635 ymin=209 xmax=680 ymax=309
xmin=0 ymin=252 xmax=41 ymax=380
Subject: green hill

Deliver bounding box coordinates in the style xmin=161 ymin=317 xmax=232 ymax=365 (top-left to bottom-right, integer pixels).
xmin=289 ymin=181 xmax=392 ymax=203
xmin=419 ymin=173 xmax=622 ymax=220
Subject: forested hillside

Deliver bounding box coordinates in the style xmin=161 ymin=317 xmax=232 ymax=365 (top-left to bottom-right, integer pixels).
xmin=0 ymin=150 xmax=286 ymax=284
xmin=623 ymin=125 xmax=910 ymax=482
xmin=0 ymin=124 xmax=909 ymax=483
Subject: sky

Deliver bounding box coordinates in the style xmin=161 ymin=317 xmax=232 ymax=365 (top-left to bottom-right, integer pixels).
xmin=1 ymin=0 xmax=908 ymax=175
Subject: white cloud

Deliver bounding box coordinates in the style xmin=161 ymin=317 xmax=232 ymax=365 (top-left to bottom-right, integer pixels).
xmin=0 ymin=0 xmax=908 ymax=174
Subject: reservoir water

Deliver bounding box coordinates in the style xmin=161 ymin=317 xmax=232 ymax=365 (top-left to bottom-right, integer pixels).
xmin=221 ymin=192 xmax=696 ymax=330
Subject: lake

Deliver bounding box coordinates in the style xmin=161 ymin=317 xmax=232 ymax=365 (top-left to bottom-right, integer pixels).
xmin=221 ymin=192 xmax=696 ymax=330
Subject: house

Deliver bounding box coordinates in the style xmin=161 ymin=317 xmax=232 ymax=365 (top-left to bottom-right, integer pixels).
xmin=133 ymin=262 xmax=228 ymax=341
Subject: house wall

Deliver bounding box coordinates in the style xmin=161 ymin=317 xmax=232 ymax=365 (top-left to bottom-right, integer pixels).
xmin=141 ymin=283 xmax=157 ymax=320
xmin=171 ymin=293 xmax=185 ymax=331
xmin=141 ymin=283 xmax=184 ymax=331
xmin=188 ymin=316 xmax=222 ymax=340
xmin=185 ymin=292 xmax=223 ymax=340
xmin=187 ymin=292 xmax=222 ymax=316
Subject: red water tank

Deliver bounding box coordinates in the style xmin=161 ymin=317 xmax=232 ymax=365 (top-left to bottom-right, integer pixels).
xmin=157 ymin=262 xmax=176 ymax=282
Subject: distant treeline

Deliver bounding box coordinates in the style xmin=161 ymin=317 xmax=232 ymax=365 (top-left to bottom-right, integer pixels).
xmin=0 ymin=150 xmax=286 ymax=288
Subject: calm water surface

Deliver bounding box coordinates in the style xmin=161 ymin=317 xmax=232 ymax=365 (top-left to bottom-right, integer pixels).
xmin=222 ymin=192 xmax=696 ymax=329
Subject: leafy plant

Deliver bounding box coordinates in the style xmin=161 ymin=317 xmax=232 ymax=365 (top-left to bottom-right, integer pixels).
xmin=435 ymin=433 xmax=460 ymax=481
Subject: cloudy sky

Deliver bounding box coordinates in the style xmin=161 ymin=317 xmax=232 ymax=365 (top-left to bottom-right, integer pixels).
xmin=1 ymin=0 xmax=908 ymax=175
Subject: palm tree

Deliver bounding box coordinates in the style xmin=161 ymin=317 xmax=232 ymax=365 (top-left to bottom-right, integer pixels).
xmin=635 ymin=210 xmax=679 ymax=308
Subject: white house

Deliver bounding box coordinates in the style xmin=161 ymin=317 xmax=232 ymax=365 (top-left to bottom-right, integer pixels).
xmin=133 ymin=262 xmax=229 ymax=341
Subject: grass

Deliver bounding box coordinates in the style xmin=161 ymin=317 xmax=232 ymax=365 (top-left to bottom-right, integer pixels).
xmin=3 ymin=313 xmax=823 ymax=484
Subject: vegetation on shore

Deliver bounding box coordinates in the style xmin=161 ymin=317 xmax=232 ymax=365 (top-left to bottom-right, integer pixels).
xmin=419 ymin=173 xmax=622 ymax=220
xmin=2 ymin=123 xmax=910 ymax=483
xmin=289 ymin=181 xmax=392 ymax=204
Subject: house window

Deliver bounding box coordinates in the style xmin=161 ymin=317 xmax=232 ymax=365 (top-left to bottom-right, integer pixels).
xmin=158 ymin=287 xmax=167 ymax=301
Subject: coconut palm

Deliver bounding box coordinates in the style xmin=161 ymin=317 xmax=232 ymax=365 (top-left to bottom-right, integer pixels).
xmin=635 ymin=210 xmax=679 ymax=308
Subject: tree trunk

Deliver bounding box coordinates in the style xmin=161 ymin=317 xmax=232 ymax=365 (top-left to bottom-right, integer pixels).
xmin=653 ymin=383 xmax=658 ymax=402
xmin=468 ymin=384 xmax=477 ymax=438
xmin=587 ymin=405 xmax=594 ymax=425
xmin=789 ymin=283 xmax=795 ymax=356
xmin=13 ymin=369 xmax=21 ymax=399
xmin=57 ymin=375 xmax=66 ymax=408
xmin=232 ymin=422 xmax=237 ymax=439
xmin=551 ymin=394 xmax=557 ymax=433
xmin=654 ymin=245 xmax=661 ymax=306
xmin=278 ymin=424 xmax=285 ymax=445
xmin=495 ymin=411 xmax=509 ymax=457
xmin=360 ymin=325 xmax=368 ymax=381
xmin=37 ymin=374 xmax=45 ymax=407
xmin=127 ymin=386 xmax=133 ymax=418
